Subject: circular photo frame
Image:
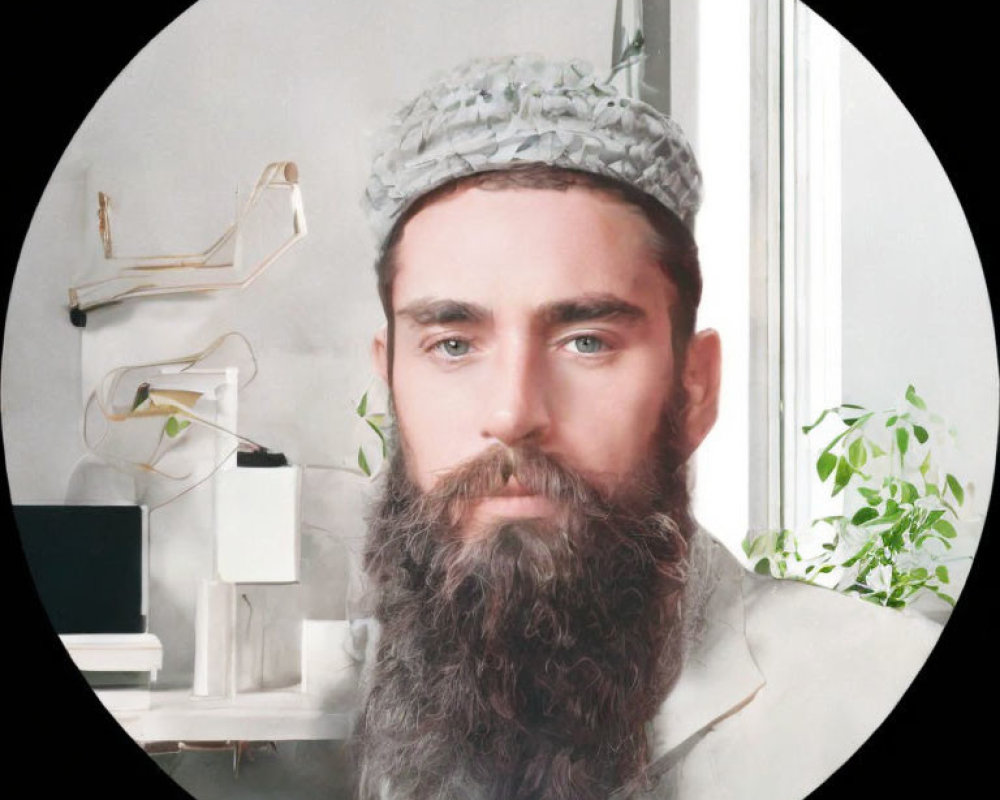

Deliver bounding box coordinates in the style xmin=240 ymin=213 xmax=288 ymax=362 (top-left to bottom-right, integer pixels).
xmin=4 ymin=2 xmax=996 ymax=798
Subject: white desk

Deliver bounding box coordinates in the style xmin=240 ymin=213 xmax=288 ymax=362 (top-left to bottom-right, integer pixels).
xmin=109 ymin=685 xmax=357 ymax=744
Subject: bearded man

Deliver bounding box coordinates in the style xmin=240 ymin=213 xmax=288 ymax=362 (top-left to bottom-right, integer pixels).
xmin=352 ymin=56 xmax=940 ymax=800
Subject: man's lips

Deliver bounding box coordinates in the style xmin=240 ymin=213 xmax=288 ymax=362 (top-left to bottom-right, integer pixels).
xmin=457 ymin=478 xmax=561 ymax=537
xmin=491 ymin=477 xmax=535 ymax=497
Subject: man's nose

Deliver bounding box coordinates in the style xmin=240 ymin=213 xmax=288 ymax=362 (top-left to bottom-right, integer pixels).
xmin=481 ymin=338 xmax=551 ymax=447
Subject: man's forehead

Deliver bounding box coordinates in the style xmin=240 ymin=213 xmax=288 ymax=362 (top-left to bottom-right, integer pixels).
xmin=390 ymin=185 xmax=676 ymax=315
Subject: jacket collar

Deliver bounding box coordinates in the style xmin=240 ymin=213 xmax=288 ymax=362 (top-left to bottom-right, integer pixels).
xmin=648 ymin=531 xmax=765 ymax=760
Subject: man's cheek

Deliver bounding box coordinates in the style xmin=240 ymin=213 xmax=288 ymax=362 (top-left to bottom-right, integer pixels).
xmin=395 ymin=416 xmax=467 ymax=493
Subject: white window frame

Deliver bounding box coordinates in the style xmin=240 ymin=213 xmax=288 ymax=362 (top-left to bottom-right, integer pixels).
xmin=749 ymin=0 xmax=844 ymax=536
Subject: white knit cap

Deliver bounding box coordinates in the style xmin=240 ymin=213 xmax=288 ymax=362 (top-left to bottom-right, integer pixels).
xmin=365 ymin=55 xmax=703 ymax=243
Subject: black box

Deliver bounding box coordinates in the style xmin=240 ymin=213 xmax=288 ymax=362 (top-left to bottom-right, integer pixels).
xmin=15 ymin=505 xmax=146 ymax=634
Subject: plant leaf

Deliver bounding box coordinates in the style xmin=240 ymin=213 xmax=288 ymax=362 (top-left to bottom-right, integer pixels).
xmin=869 ymin=442 xmax=887 ymax=457
xmin=924 ymin=509 xmax=946 ymax=526
xmin=848 ymin=437 xmax=867 ymax=468
xmin=899 ymin=481 xmax=918 ymax=505
xmin=946 ymin=474 xmax=965 ymax=506
xmin=754 ymin=558 xmax=772 ymax=576
xmin=895 ymin=427 xmax=909 ymax=457
xmin=858 ymin=487 xmax=882 ymax=505
xmin=366 ymin=419 xmax=388 ymax=458
xmin=932 ymin=519 xmax=957 ymax=538
xmin=165 ymin=416 xmax=180 ymax=437
xmin=918 ymin=451 xmax=931 ymax=476
xmin=935 ymin=565 xmax=950 ymax=584
xmin=832 ymin=457 xmax=852 ymax=496
xmin=851 ymin=507 xmax=879 ymax=525
xmin=356 ymin=391 xmax=368 ymax=417
xmin=802 ymin=406 xmax=836 ymax=434
xmin=816 ymin=451 xmax=837 ymax=482
xmin=905 ymin=385 xmax=927 ymax=410
xmin=840 ymin=411 xmax=873 ymax=431
xmin=912 ymin=424 xmax=929 ymax=444
xmin=357 ymin=446 xmax=371 ymax=476
xmin=841 ymin=539 xmax=876 ymax=568
xmin=885 ymin=415 xmax=898 ymax=427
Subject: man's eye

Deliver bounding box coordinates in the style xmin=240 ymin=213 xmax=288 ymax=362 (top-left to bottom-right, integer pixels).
xmin=568 ymin=335 xmax=605 ymax=354
xmin=435 ymin=338 xmax=470 ymax=357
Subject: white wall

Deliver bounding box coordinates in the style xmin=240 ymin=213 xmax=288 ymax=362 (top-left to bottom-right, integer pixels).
xmin=2 ymin=0 xmax=618 ymax=686
xmin=3 ymin=0 xmax=618 ymax=501
xmin=838 ymin=34 xmax=998 ymax=599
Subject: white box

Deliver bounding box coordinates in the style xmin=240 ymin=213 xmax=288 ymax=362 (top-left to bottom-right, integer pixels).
xmin=301 ymin=620 xmax=357 ymax=704
xmin=215 ymin=465 xmax=301 ymax=583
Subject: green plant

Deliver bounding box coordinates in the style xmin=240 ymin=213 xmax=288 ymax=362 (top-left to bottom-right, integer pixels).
xmin=355 ymin=390 xmax=389 ymax=477
xmin=743 ymin=385 xmax=969 ymax=609
xmin=164 ymin=415 xmax=191 ymax=437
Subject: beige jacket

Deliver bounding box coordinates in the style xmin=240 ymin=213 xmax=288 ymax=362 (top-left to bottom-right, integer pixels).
xmin=633 ymin=533 xmax=942 ymax=799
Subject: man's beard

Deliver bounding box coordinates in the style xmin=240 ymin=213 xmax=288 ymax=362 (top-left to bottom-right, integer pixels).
xmin=355 ymin=399 xmax=696 ymax=800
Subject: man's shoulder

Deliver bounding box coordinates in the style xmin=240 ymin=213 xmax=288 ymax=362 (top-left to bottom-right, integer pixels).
xmin=649 ymin=535 xmax=944 ymax=800
xmin=741 ymin=566 xmax=942 ymax=668
xmin=690 ymin=536 xmax=941 ymax=719
xmin=692 ymin=531 xmax=941 ymax=662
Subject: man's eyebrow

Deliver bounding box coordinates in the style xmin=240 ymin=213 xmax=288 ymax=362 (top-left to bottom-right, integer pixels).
xmin=539 ymin=294 xmax=647 ymax=325
xmin=396 ymin=298 xmax=491 ymax=325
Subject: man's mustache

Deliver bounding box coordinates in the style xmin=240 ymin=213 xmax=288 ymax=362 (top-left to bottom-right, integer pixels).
xmin=420 ymin=444 xmax=598 ymax=513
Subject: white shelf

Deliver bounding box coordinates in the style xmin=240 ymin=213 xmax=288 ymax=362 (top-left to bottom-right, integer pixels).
xmin=108 ymin=685 xmax=357 ymax=743
xmin=62 ymin=632 xmax=163 ymax=675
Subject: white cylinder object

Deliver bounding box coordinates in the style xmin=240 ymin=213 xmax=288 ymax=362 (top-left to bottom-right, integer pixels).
xmin=192 ymin=579 xmax=235 ymax=697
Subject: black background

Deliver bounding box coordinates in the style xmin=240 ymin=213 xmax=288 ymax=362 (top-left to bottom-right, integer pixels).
xmin=2 ymin=1 xmax=996 ymax=797
xmin=796 ymin=1 xmax=998 ymax=793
